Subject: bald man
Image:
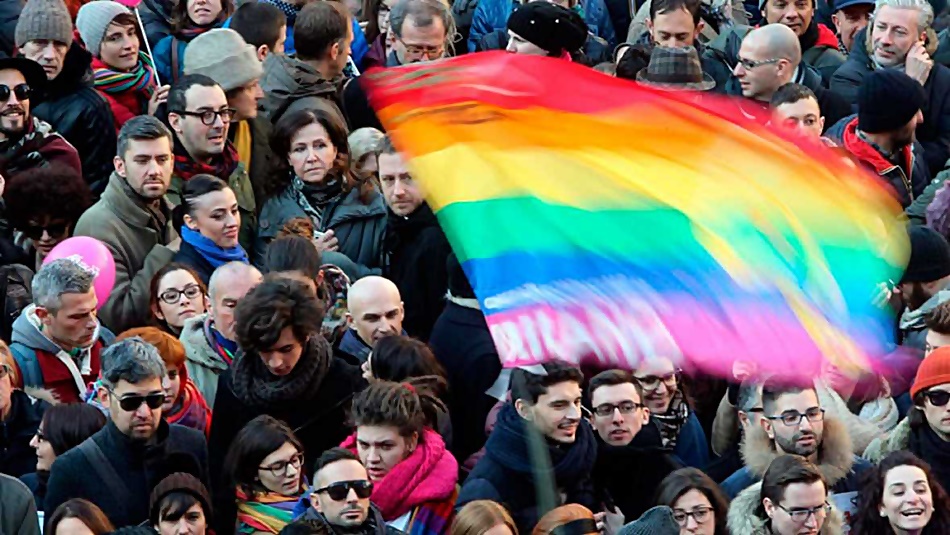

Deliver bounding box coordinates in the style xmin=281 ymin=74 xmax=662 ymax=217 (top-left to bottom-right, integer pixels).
xmin=337 ymin=276 xmax=406 ymax=364
xmin=180 ymin=262 xmax=263 ymax=405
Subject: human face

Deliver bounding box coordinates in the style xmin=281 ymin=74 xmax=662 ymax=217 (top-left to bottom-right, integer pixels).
xmin=925 ymin=329 xmax=950 ymax=356
xmin=765 ymin=481 xmax=828 ymax=535
xmin=506 ymin=31 xmax=549 ymax=55
xmin=379 ymin=152 xmax=424 ymax=216
xmin=832 ymin=4 xmax=872 ymax=52
xmin=649 ymin=8 xmax=700 ymax=48
xmin=103 ymin=377 xmax=165 ymax=440
xmin=672 ymin=489 xmax=715 ymax=535
xmin=0 ymin=69 xmax=29 ymax=140
xmin=55 ymin=518 xmax=97 ymax=535
xmin=763 ymin=390 xmax=824 ymax=458
xmin=871 ymin=5 xmax=924 ymax=67
xmin=170 ymin=85 xmax=231 ymax=164
xmin=329 ymin=24 xmax=354 ymax=79
xmin=880 ymin=464 xmax=933 ymax=531
xmin=116 ymin=137 xmax=174 ymax=200
xmin=517 ymin=380 xmax=583 ymax=443
xmin=183 ymin=188 xmax=241 ymax=248
xmin=635 ymin=358 xmax=677 ymax=414
xmin=187 ymin=0 xmax=223 ymax=25
xmin=734 ymin=37 xmax=787 ymax=102
xmin=349 ymin=297 xmax=403 ymax=347
xmin=156 ymin=503 xmax=207 ymax=535
xmin=229 ymin=79 xmax=263 ymax=121
xmin=162 ymin=363 xmax=182 ymax=411
xmin=897 ymin=281 xmax=931 ymax=312
xmin=271 ymin=26 xmax=288 ymax=56
xmin=891 ymin=111 xmax=924 ymax=149
xmin=155 ymin=269 xmax=207 ymax=331
xmin=0 ymin=364 xmax=10 ymax=421
xmin=312 ymin=459 xmax=372 ymax=528
xmin=20 ymin=40 xmax=68 ymax=80
xmin=378 ymin=0 xmax=396 ymax=35
xmin=357 ymin=425 xmax=416 ymax=481
xmin=23 ymin=216 xmax=71 ymax=258
xmin=590 ymin=382 xmax=649 ymax=446
xmin=762 ymin=0 xmax=813 ymax=36
xmin=394 ymin=17 xmax=446 ymax=63
xmin=258 ymin=441 xmax=304 ymax=495
xmin=210 ymin=272 xmax=262 ymax=340
xmin=99 ymin=22 xmax=141 ymax=72
xmin=288 ymin=122 xmax=339 ymax=184
xmin=259 ymin=326 xmax=305 ymax=376
xmin=819 ymin=361 xmax=857 ymax=399
xmin=30 ymin=423 xmax=57 ymax=470
xmin=484 ymin=526 xmax=516 ymax=535
xmin=920 ymin=385 xmax=950 ymax=440
xmin=774 ymin=98 xmax=824 ymax=139
xmin=36 ymin=289 xmax=99 ymax=352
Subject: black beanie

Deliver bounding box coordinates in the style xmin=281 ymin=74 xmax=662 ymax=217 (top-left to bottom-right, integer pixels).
xmin=901 ymin=226 xmax=950 ymax=284
xmin=858 ymin=69 xmax=926 ymax=134
xmin=507 ymin=1 xmax=588 ymax=55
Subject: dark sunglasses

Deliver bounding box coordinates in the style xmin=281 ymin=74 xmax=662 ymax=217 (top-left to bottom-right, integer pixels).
xmin=0 ymin=83 xmax=30 ymax=102
xmin=110 ymin=390 xmax=166 ymax=412
xmin=925 ymin=390 xmax=950 ymax=407
xmin=314 ymin=480 xmax=373 ymax=501
xmin=23 ymin=221 xmax=69 ymax=240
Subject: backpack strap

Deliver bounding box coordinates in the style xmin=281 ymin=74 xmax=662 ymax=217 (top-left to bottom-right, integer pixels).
xmin=77 ymin=439 xmax=132 ymax=498
xmin=9 ymin=342 xmax=42 ymax=389
xmin=170 ymin=37 xmax=181 ymax=83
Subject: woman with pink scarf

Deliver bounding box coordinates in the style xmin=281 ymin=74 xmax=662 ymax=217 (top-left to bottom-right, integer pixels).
xmin=341 ymin=377 xmax=459 ymax=535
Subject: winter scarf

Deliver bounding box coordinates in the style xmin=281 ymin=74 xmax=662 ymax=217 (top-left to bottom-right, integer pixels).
xmin=236 ymin=487 xmax=301 ymax=534
xmin=291 ymin=174 xmax=345 ymax=229
xmin=173 ymin=137 xmax=240 ymax=181
xmin=180 ymin=226 xmax=248 ymax=268
xmin=909 ymin=421 xmax=950 ymax=495
xmin=815 ymin=380 xmax=899 ymax=455
xmin=207 ymin=320 xmax=236 ymax=366
xmin=165 ymin=377 xmax=212 ymax=437
xmin=93 ymin=52 xmax=156 ymax=96
xmin=0 ymin=117 xmax=65 ymax=175
xmin=651 ymin=391 xmax=690 ymax=449
xmin=176 ymin=15 xmax=225 ymax=40
xmin=231 ymin=335 xmax=332 ymax=408
xmin=341 ymin=428 xmax=458 ymax=521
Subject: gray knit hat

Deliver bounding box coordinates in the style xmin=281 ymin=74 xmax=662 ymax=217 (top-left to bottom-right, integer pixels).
xmin=15 ymin=0 xmax=73 ymax=48
xmin=184 ymin=29 xmax=262 ymax=92
xmin=617 ymin=506 xmax=681 ymax=535
xmin=76 ymin=1 xmax=133 ymax=57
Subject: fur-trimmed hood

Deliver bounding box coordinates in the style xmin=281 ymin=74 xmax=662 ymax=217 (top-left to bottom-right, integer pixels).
xmin=740 ymin=417 xmax=854 ymax=486
xmin=863 ymin=417 xmax=911 ymax=464
xmin=179 ymin=314 xmax=227 ymax=371
xmin=726 ymin=482 xmax=845 ymax=535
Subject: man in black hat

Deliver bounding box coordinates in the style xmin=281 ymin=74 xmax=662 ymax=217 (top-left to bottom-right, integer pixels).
xmin=505 ymin=2 xmax=588 ymax=58
xmin=895 ymin=226 xmax=950 ymax=352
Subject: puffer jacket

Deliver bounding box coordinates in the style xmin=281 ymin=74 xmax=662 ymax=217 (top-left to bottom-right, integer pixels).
xmin=31 ymin=42 xmax=117 ymax=195
xmin=467 ymin=0 xmax=617 ymax=53
xmin=259 ymin=53 xmax=345 ymax=125
xmin=152 ymin=34 xmax=192 ymax=85
xmin=727 ymin=481 xmax=845 ymax=535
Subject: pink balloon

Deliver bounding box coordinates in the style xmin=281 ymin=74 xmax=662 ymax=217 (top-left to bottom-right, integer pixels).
xmin=43 ymin=237 xmax=117 ymax=310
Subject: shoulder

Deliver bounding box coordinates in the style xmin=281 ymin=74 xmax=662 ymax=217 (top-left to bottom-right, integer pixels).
xmin=0 ymin=473 xmax=33 ymax=502
xmin=457 ymin=476 xmax=501 ymax=505
xmin=726 ymin=482 xmax=766 ymax=535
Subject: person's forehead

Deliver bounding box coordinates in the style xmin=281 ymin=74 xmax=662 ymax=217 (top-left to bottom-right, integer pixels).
xmin=885 ymin=464 xmax=928 ymax=486
xmin=591 ymin=382 xmax=640 ymax=405
xmin=401 ymin=16 xmax=446 ymax=41
xmin=739 ymin=37 xmax=769 ymax=58
xmin=776 ymin=389 xmax=819 ymax=409
xmin=184 ymin=84 xmax=228 ymax=108
xmin=378 ymin=152 xmax=409 ymax=174
xmin=357 ymin=424 xmax=401 ymax=441
xmin=59 ymin=289 xmax=98 ymax=308
xmin=128 ymin=136 xmax=173 ymax=155
xmin=113 ymin=377 xmax=163 ymax=394
xmin=217 ymin=276 xmax=260 ymax=301
xmin=637 ymin=358 xmax=675 ymax=375
xmin=876 ymin=5 xmax=919 ymax=26
xmin=160 ymin=269 xmax=199 ymax=288
xmin=781 ymin=481 xmax=826 ymax=505
xmin=540 ymin=380 xmax=582 ymax=400
xmin=776 ymin=98 xmax=820 ymax=117
xmin=319 ymin=459 xmax=369 ymax=484
xmin=653 ymin=7 xmax=694 ymax=26
xmin=0 ymin=69 xmax=26 ymax=85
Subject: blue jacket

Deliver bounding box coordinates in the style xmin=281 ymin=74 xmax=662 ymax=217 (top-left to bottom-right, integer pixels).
xmin=672 ymin=411 xmax=710 ymax=469
xmin=152 ymin=34 xmax=191 ymax=85
xmin=467 ymin=0 xmax=616 ymax=53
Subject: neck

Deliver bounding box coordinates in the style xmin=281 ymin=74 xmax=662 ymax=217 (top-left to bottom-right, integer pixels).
xmin=859 ymin=129 xmax=900 ymax=154
xmin=297 ymin=56 xmax=332 ymax=79
xmin=928 ymin=420 xmax=950 ymax=442
xmin=49 ymin=333 xmax=80 ymax=353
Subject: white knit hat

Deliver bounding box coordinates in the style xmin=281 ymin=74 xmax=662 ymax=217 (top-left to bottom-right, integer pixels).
xmin=184 ymin=29 xmax=263 ymax=92
xmin=76 ymin=0 xmax=133 ymax=57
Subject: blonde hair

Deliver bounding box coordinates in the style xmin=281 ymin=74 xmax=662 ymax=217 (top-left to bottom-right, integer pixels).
xmin=451 ymin=501 xmax=518 ymax=535
xmin=533 ymin=505 xmax=597 ymax=535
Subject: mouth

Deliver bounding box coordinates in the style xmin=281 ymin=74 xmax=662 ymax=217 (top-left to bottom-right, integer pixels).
xmin=223 ymin=228 xmax=239 ymax=239
xmin=608 ymin=429 xmax=629 ymax=440
xmin=901 ymin=508 xmax=925 ymax=518
xmin=179 ymin=309 xmax=196 ymax=318
xmin=367 ymin=468 xmax=387 ymax=480
xmin=2 ymin=110 xmax=23 ymax=118
xmin=342 ymin=510 xmax=364 ymax=519
xmin=557 ymin=421 xmax=579 ymax=435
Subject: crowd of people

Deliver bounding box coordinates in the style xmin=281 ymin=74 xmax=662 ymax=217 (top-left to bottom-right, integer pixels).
xmin=0 ymin=0 xmax=947 ymax=532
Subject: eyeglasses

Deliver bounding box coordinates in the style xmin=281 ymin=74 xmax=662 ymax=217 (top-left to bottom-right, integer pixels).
xmin=672 ymin=506 xmax=713 ymax=526
xmin=634 ymin=372 xmax=678 ymax=391
xmin=777 ymin=502 xmax=831 ymax=524
xmin=109 ymin=389 xmax=166 ymax=412
xmin=22 ymin=221 xmax=69 ymax=240
xmin=399 ymin=38 xmax=444 ymax=58
xmin=736 ymin=57 xmax=782 ymax=70
xmin=314 ymin=479 xmax=374 ymax=501
xmin=0 ymin=83 xmax=30 ymax=102
xmin=593 ymin=401 xmax=645 ymax=418
xmin=174 ymin=108 xmax=236 ymax=126
xmin=34 ymin=430 xmax=46 ymax=442
xmin=767 ymin=407 xmax=825 ymax=427
xmin=259 ymin=452 xmax=303 ymax=476
xmin=924 ymin=390 xmax=950 ymax=407
xmin=0 ymin=364 xmax=10 ymax=379
xmin=159 ymin=284 xmax=203 ymax=305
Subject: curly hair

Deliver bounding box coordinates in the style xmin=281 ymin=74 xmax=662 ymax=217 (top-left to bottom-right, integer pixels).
xmin=351 ymin=376 xmax=447 ymax=438
xmin=233 ymin=276 xmax=324 ymax=351
xmin=4 ymin=163 xmax=91 ymax=231
xmin=852 ymin=451 xmax=950 ymax=534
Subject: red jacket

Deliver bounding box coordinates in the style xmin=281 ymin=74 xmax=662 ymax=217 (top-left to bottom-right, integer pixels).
xmin=13 ymin=340 xmax=106 ymax=403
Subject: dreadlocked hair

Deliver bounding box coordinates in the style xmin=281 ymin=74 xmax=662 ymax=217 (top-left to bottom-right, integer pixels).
xmin=351 ymin=376 xmax=447 ymax=438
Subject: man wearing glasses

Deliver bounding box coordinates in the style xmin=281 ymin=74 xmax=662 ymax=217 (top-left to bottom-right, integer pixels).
xmin=43 ymin=338 xmax=208 ymax=528
xmin=298 ymin=447 xmax=400 ymax=535
xmin=386 ymin=0 xmax=452 ymax=66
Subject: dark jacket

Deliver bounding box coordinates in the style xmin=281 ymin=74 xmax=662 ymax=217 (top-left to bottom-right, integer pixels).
xmin=0 ymin=117 xmax=81 ymax=181
xmin=0 ymin=0 xmax=21 ymax=57
xmin=1 ymin=389 xmax=48 ymax=478
xmin=31 ymin=43 xmax=117 ymax=195
xmin=138 ymin=0 xmax=174 ymax=48
xmin=172 ymin=239 xmax=217 ymax=286
xmin=0 ymin=473 xmax=40 ymax=535
xmin=799 ymin=20 xmax=846 ymax=86
xmin=44 ymin=419 xmax=209 ymax=528
xmin=467 ymin=0 xmax=617 ymax=53
xmin=457 ymin=403 xmax=599 ymax=534
xmin=260 ymin=53 xmax=345 ymax=125
xmin=831 ymin=28 xmax=950 ymax=176
xmin=299 ymin=502 xmax=402 ymax=535
xmin=382 ymin=203 xmax=451 ymax=342
xmin=241 ymin=116 xmax=279 ymax=207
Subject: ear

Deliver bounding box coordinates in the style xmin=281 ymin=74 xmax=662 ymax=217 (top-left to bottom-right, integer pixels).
xmin=345 ymin=312 xmax=353 ymax=326
xmin=183 ymin=213 xmax=198 ymax=230
xmin=310 ymin=491 xmax=322 ymax=512
xmin=640 ymin=407 xmax=651 ymax=425
xmin=763 ymin=497 xmax=776 ymax=519
xmin=762 ymin=416 xmax=775 ymax=440
xmin=114 ymin=156 xmax=126 ymax=177
xmin=330 ymin=41 xmax=341 ymax=62
xmin=819 ymin=116 xmax=825 ymax=132
xmin=256 ymin=45 xmax=269 ymax=62
xmin=168 ymin=112 xmax=183 ymax=135
xmin=514 ymin=399 xmax=533 ymax=421
xmin=34 ymin=306 xmax=51 ymax=325
xmin=831 ymin=13 xmax=840 ymax=27
xmin=97 ymin=384 xmax=111 ymax=405
xmin=646 ymin=18 xmax=653 ymax=32
xmin=153 ymin=302 xmax=165 ymax=322
xmin=407 ymin=431 xmax=419 ymax=452
xmin=316 ymin=270 xmax=325 ymax=287
xmin=695 ymin=19 xmax=705 ymax=37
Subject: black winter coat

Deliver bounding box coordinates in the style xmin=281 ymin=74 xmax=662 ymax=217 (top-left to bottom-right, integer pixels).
xmin=138 ymin=0 xmax=174 ymax=49
xmin=382 ymin=203 xmax=451 ymax=341
xmin=32 ymin=43 xmax=117 ymax=195
xmin=0 ymin=0 xmax=20 ymax=57
xmin=171 ymin=239 xmax=216 ymax=286
xmin=0 ymin=389 xmax=47 ymax=478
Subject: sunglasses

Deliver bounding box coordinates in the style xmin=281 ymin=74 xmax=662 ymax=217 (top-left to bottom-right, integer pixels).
xmin=314 ymin=480 xmax=373 ymax=501
xmin=924 ymin=390 xmax=950 ymax=407
xmin=22 ymin=221 xmax=69 ymax=241
xmin=0 ymin=83 xmax=30 ymax=102
xmin=110 ymin=390 xmax=166 ymax=412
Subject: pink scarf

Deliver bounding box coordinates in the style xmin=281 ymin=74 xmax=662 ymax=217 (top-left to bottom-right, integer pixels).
xmin=341 ymin=428 xmax=458 ymax=520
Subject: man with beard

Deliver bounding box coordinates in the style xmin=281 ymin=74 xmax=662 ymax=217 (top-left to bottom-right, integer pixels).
xmin=589 ymin=370 xmax=681 ymax=520
xmin=43 ymin=338 xmax=208 ymax=527
xmin=457 ymin=362 xmax=599 ymax=534
xmin=0 ymin=56 xmax=79 ymax=181
xmin=165 ymin=74 xmax=257 ymax=256
xmin=299 ymin=448 xmax=401 ymax=534
xmin=830 ymin=0 xmax=950 ymax=176
xmin=894 ymin=226 xmax=950 ymax=354
xmin=720 ymin=381 xmax=871 ymax=500
xmin=74 ymin=116 xmax=181 ymax=333
xmin=759 ymin=0 xmax=845 ymax=83
xmin=336 ymin=276 xmax=405 ymax=365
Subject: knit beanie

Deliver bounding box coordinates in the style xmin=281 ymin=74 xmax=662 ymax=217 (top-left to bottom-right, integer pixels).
xmin=15 ymin=0 xmax=73 ymax=48
xmin=858 ymin=69 xmax=927 ymax=134
xmin=507 ymin=1 xmax=588 ymax=56
xmin=617 ymin=506 xmax=681 ymax=535
xmin=149 ymin=472 xmax=213 ymax=525
xmin=900 ymin=226 xmax=950 ymax=284
xmin=911 ymin=347 xmax=950 ymax=399
xmin=183 ymin=29 xmax=262 ymax=92
xmin=76 ymin=1 xmax=133 ymax=57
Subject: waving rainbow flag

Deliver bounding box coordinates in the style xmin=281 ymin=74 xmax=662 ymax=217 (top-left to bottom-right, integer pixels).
xmin=365 ymin=52 xmax=908 ymax=379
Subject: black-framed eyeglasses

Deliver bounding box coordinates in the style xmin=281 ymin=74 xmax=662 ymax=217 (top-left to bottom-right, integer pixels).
xmin=259 ymin=452 xmax=303 ymax=476
xmin=634 ymin=372 xmax=678 ymax=391
xmin=737 ymin=57 xmax=782 ymax=70
xmin=0 ymin=83 xmax=30 ymax=102
xmin=159 ymin=284 xmax=203 ymax=305
xmin=174 ymin=108 xmax=236 ymax=126
xmin=108 ymin=388 xmax=166 ymax=412
xmin=593 ymin=401 xmax=645 ymax=418
xmin=767 ymin=407 xmax=825 ymax=427
xmin=398 ymin=37 xmax=444 ymax=58
xmin=672 ymin=506 xmax=713 ymax=526
xmin=924 ymin=390 xmax=950 ymax=407
xmin=314 ymin=479 xmax=374 ymax=501
xmin=777 ymin=502 xmax=831 ymax=523
xmin=22 ymin=221 xmax=69 ymax=240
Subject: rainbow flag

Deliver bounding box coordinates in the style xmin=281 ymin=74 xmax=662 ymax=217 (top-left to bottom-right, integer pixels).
xmin=365 ymin=52 xmax=908 ymax=379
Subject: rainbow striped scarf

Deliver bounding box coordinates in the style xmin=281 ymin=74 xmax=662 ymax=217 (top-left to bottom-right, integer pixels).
xmin=93 ymin=52 xmax=156 ymax=96
xmin=236 ymin=488 xmax=301 ymax=534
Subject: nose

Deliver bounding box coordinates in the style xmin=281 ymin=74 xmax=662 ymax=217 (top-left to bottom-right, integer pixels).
xmin=346 ymin=488 xmax=359 ymax=503
xmin=367 ymin=447 xmax=382 ymax=463
xmin=685 ymin=516 xmax=698 ymax=530
xmin=393 ymin=179 xmax=407 ymax=196
xmin=733 ymin=62 xmax=745 ymax=76
xmin=799 ymin=417 xmax=814 ymax=431
xmin=286 ymin=461 xmax=299 ymax=477
xmin=566 ymin=403 xmax=580 ymax=419
xmin=506 ymin=40 xmax=517 ymax=53
xmin=611 ymin=408 xmax=625 ymax=424
xmin=803 ymin=512 xmax=818 ymax=528
xmin=41 ymin=43 xmax=55 ymax=58
xmin=176 ymin=520 xmax=190 ymax=534
xmin=268 ymin=354 xmax=283 ymax=371
xmin=29 ymin=435 xmax=38 ymax=448
xmin=134 ymin=401 xmax=152 ymax=418
xmin=40 ymin=229 xmax=51 ymax=241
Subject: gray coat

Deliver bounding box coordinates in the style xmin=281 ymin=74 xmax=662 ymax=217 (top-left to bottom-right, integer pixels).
xmin=179 ymin=314 xmax=229 ymax=407
xmin=0 ymin=473 xmax=39 ymax=535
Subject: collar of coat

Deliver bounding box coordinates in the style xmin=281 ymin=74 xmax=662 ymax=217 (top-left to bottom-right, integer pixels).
xmin=740 ymin=416 xmax=855 ymax=486
xmin=726 ymin=480 xmax=845 ymax=535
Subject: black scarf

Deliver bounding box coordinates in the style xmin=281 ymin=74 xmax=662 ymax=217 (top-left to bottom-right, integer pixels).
xmin=231 ymin=336 xmax=332 ymax=408
xmin=909 ymin=422 xmax=950 ymax=494
xmin=384 ymin=203 xmax=438 ymax=251
xmin=651 ymin=391 xmax=690 ymax=449
xmin=799 ymin=19 xmax=820 ymax=53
